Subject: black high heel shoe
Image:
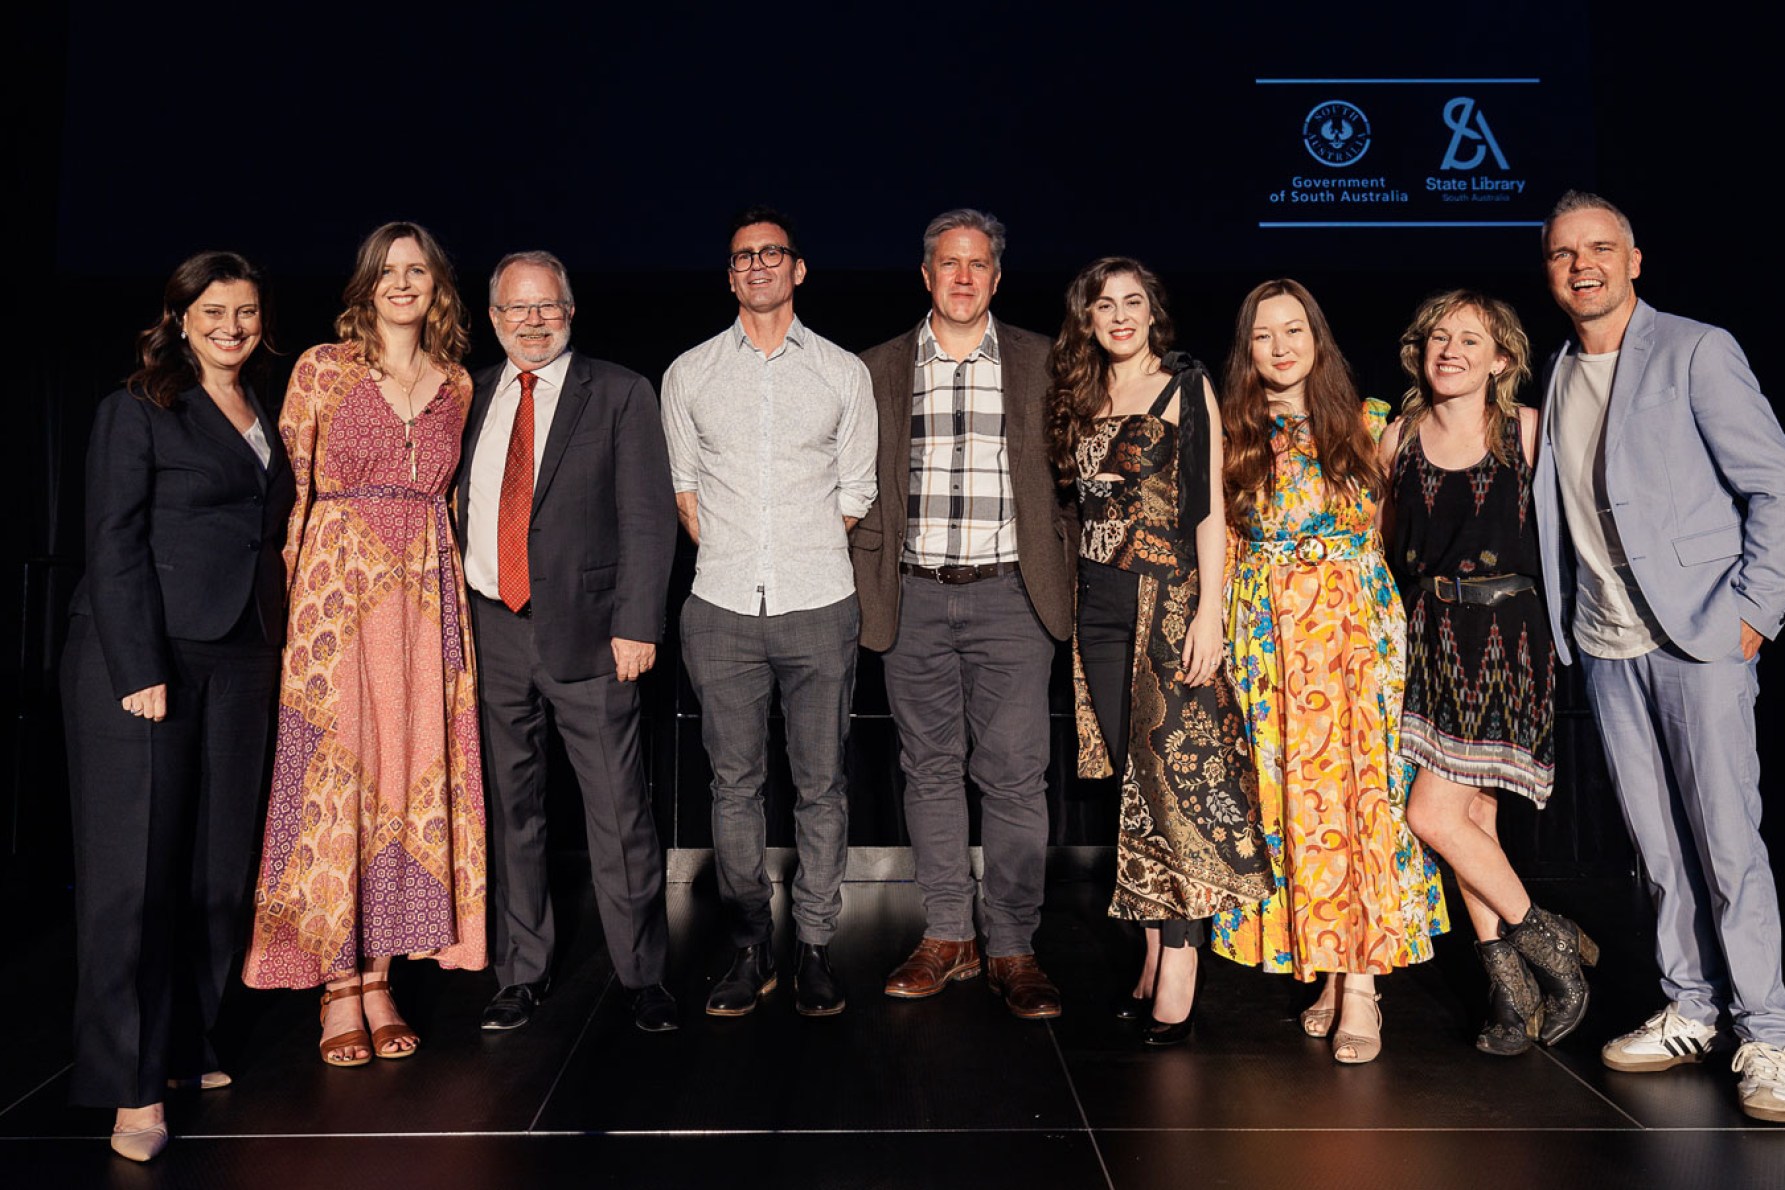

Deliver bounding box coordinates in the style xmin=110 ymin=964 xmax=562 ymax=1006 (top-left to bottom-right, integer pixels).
xmin=1141 ymin=1015 xmax=1193 ymax=1047
xmin=1113 ymin=993 xmax=1153 ymax=1022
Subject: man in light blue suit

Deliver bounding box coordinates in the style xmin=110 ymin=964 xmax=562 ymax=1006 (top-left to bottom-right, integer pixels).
xmin=1533 ymin=190 xmax=1785 ymax=1123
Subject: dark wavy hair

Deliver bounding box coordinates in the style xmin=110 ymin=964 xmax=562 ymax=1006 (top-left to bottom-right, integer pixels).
xmin=1220 ymin=278 xmax=1383 ymax=526
xmin=1047 ymin=257 xmax=1176 ymax=484
xmin=334 ymin=221 xmax=468 ymax=370
xmin=1395 ymin=289 xmax=1533 ymax=467
xmin=125 ymin=251 xmax=269 ymax=409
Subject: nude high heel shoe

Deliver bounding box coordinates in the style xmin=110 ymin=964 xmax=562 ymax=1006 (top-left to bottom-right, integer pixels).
xmin=1332 ymin=988 xmax=1383 ymax=1065
xmin=110 ymin=1105 xmax=169 ymax=1162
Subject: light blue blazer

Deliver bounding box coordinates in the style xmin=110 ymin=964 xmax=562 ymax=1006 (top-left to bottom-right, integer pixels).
xmin=1533 ymin=300 xmax=1785 ymax=665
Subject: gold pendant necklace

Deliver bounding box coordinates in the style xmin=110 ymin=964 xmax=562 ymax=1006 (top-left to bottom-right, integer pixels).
xmin=385 ymin=356 xmax=428 ymax=482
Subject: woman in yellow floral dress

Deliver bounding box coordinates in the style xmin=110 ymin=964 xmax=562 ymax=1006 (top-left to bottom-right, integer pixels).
xmin=1209 ymin=279 xmax=1447 ymax=1064
xmin=245 ymin=223 xmax=486 ymax=1067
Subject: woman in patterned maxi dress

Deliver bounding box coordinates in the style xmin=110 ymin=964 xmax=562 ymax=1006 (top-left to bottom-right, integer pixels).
xmin=1048 ymin=259 xmax=1270 ymax=1046
xmin=1210 ymin=279 xmax=1448 ymax=1064
xmin=1385 ymin=290 xmax=1594 ymax=1057
xmin=245 ymin=223 xmax=486 ymax=1065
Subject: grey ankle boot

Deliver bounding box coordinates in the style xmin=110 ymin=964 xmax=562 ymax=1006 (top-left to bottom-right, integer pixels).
xmin=1501 ymin=905 xmax=1599 ymax=1046
xmin=1476 ymin=938 xmax=1542 ymax=1056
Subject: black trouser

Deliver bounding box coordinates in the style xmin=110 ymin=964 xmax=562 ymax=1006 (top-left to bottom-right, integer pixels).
xmin=61 ymin=614 xmax=278 ymax=1107
xmin=1076 ymin=562 xmax=1203 ymax=949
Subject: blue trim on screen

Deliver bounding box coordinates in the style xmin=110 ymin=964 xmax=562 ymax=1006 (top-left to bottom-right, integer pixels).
xmin=1258 ymin=221 xmax=1546 ymax=229
xmin=1255 ymin=78 xmax=1541 ymax=85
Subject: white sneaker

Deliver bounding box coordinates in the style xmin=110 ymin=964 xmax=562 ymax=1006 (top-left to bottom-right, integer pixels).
xmin=1601 ymin=1004 xmax=1721 ymax=1072
xmin=1733 ymin=1041 xmax=1785 ymax=1124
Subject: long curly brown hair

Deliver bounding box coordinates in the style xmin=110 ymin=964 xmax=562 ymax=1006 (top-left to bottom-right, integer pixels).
xmin=1394 ymin=289 xmax=1532 ymax=467
xmin=334 ymin=221 xmax=469 ymax=371
xmin=126 ymin=251 xmax=270 ymax=409
xmin=1220 ymin=278 xmax=1383 ymax=526
xmin=1047 ymin=257 xmax=1176 ymax=484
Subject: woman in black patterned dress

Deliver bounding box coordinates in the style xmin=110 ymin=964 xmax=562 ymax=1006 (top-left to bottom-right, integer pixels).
xmin=1383 ymin=290 xmax=1594 ymax=1057
xmin=1048 ymin=258 xmax=1269 ymax=1046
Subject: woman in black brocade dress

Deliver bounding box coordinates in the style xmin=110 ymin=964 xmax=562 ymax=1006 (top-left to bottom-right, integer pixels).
xmin=1384 ymin=290 xmax=1594 ymax=1057
xmin=1047 ymin=258 xmax=1269 ymax=1047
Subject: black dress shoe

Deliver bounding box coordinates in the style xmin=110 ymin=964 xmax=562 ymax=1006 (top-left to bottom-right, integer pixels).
xmin=1141 ymin=1015 xmax=1193 ymax=1048
xmin=481 ymin=982 xmax=546 ymax=1031
xmin=1113 ymin=993 xmax=1153 ymax=1022
xmin=794 ymin=943 xmax=846 ymax=1017
xmin=630 ymin=983 xmax=680 ymax=1033
xmin=706 ymin=944 xmax=777 ymax=1017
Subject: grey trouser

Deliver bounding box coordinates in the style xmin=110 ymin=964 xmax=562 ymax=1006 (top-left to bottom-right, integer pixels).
xmin=1581 ymin=644 xmax=1785 ymax=1044
xmin=883 ymin=570 xmax=1057 ymax=957
xmin=682 ymin=593 xmax=859 ymax=947
xmin=473 ymin=595 xmax=669 ymax=991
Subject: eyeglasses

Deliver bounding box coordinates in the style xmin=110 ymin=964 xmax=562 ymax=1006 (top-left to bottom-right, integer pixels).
xmin=728 ymin=245 xmax=798 ymax=273
xmin=494 ymin=301 xmax=570 ymax=323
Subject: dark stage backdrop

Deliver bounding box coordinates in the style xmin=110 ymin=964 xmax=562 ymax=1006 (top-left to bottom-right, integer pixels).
xmin=5 ymin=3 xmax=1776 ymax=894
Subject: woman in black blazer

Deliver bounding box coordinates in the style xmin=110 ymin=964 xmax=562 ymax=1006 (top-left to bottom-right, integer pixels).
xmin=60 ymin=251 xmax=294 ymax=1162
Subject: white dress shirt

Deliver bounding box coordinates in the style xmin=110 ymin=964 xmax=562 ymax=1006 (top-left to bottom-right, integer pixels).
xmin=464 ymin=351 xmax=571 ymax=600
xmin=660 ymin=318 xmax=876 ymax=616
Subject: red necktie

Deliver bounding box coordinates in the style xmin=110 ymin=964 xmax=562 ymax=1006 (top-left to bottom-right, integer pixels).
xmin=497 ymin=371 xmax=536 ymax=613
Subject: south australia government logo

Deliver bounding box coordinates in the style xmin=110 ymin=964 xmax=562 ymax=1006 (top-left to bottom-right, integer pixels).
xmin=1302 ymin=100 xmax=1371 ymax=167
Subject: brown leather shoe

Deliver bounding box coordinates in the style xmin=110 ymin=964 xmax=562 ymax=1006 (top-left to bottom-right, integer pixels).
xmin=987 ymin=954 xmax=1062 ymax=1020
xmin=884 ymin=937 xmax=982 ymax=998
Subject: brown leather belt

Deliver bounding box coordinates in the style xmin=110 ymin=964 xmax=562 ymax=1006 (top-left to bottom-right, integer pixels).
xmin=900 ymin=561 xmax=1020 ymax=585
xmin=1420 ymin=574 xmax=1536 ymax=607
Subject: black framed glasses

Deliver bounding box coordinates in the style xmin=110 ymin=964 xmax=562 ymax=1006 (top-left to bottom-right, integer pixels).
xmin=494 ymin=301 xmax=570 ymax=323
xmin=728 ymin=245 xmax=798 ymax=273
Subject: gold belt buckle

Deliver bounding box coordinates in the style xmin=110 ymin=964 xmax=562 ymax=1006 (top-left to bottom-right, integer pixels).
xmin=1432 ymin=576 xmax=1456 ymax=602
xmin=1293 ymin=535 xmax=1329 ymax=565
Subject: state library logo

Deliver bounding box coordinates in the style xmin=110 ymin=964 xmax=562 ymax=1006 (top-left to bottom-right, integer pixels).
xmin=1302 ymin=100 xmax=1371 ymax=167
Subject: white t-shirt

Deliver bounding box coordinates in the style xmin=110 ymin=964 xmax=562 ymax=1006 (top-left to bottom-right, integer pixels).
xmin=1552 ymin=350 xmax=1665 ymax=659
xmin=243 ymin=419 xmax=272 ymax=469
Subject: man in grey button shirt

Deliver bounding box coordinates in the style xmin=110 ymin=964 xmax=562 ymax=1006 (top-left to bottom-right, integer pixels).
xmin=1533 ymin=191 xmax=1785 ymax=1122
xmin=661 ymin=207 xmax=877 ymax=1019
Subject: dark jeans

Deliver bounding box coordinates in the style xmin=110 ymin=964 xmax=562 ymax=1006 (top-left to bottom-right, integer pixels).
xmin=1076 ymin=561 xmax=1208 ymax=950
xmin=682 ymin=593 xmax=859 ymax=947
xmin=882 ymin=571 xmax=1057 ymax=958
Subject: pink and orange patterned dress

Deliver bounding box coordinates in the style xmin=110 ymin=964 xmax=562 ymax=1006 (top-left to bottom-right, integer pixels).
xmin=1209 ymin=400 xmax=1448 ymax=980
xmin=245 ymin=343 xmax=487 ymax=988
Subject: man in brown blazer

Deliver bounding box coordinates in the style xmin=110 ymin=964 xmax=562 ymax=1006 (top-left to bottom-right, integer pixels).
xmin=851 ymin=209 xmax=1076 ymax=1019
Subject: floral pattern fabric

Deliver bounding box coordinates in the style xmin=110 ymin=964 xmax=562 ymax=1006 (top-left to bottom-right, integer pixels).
xmin=245 ymin=343 xmax=487 ymax=988
xmin=1072 ymin=407 xmax=1271 ymax=922
xmin=1210 ymin=400 xmax=1448 ymax=979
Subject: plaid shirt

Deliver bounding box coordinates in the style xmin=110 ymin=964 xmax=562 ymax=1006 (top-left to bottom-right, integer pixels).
xmin=904 ymin=316 xmax=1018 ymax=566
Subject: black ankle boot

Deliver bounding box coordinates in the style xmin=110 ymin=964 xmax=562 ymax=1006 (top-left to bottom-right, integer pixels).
xmin=1475 ymin=939 xmax=1542 ymax=1056
xmin=794 ymin=943 xmax=846 ymax=1017
xmin=706 ymin=944 xmax=778 ymax=1017
xmin=1501 ymin=905 xmax=1599 ymax=1046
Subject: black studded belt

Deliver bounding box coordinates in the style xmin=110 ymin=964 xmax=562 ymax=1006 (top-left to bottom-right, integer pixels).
xmin=1420 ymin=574 xmax=1536 ymax=607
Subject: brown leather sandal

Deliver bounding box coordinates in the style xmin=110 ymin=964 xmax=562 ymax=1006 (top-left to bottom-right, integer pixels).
xmin=363 ymin=978 xmax=420 ymax=1059
xmin=319 ymin=983 xmax=371 ymax=1068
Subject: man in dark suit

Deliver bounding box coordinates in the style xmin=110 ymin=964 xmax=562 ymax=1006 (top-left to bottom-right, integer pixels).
xmin=459 ymin=250 xmax=679 ymax=1033
xmin=851 ymin=210 xmax=1076 ymax=1019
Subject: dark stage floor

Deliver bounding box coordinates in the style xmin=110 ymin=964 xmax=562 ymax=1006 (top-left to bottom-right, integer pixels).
xmin=3 ymin=872 xmax=1782 ymax=1189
